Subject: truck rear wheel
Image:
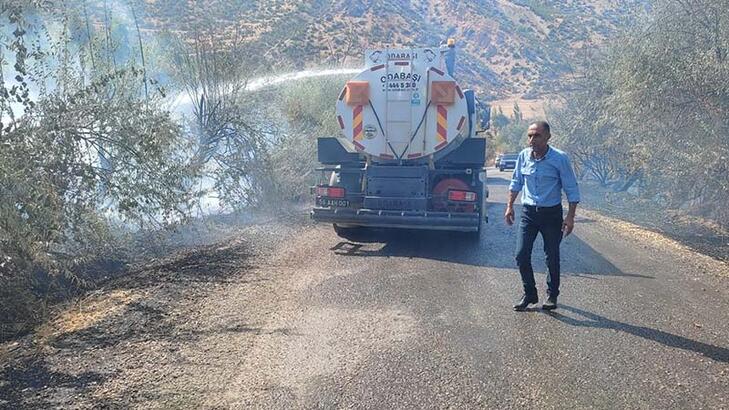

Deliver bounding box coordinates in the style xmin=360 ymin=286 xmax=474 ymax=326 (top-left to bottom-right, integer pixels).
xmin=466 ymin=212 xmax=483 ymax=241
xmin=333 ymin=224 xmax=367 ymax=241
xmin=466 ymin=227 xmax=481 ymax=241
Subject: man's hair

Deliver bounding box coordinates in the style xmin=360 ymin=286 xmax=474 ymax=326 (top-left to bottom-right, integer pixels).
xmin=532 ymin=121 xmax=551 ymax=135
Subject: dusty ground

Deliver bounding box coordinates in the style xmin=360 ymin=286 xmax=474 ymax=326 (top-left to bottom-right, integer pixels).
xmin=0 ymin=215 xmax=309 ymax=409
xmin=0 ymin=172 xmax=727 ymax=409
xmin=580 ymin=180 xmax=729 ymax=264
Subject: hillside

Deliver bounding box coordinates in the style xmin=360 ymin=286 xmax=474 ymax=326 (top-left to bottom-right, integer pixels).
xmin=135 ymin=0 xmax=647 ymax=100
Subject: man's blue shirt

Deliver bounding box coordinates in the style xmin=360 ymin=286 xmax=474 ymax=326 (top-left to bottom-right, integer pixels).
xmin=509 ymin=146 xmax=581 ymax=206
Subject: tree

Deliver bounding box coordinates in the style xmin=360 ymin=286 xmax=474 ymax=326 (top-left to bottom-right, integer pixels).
xmin=491 ymin=106 xmax=510 ymax=129
xmin=165 ymin=5 xmax=275 ymax=211
xmin=512 ymin=101 xmax=523 ymax=123
xmin=0 ymin=2 xmax=195 ymax=337
xmin=550 ymin=0 xmax=729 ymax=224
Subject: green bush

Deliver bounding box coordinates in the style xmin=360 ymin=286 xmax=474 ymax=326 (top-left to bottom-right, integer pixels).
xmin=1 ymin=4 xmax=195 ymax=339
xmin=261 ymin=74 xmax=349 ymax=202
xmin=550 ymin=0 xmax=729 ymax=224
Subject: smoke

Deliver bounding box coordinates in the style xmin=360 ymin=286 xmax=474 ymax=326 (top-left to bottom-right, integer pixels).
xmin=2 ymin=3 xmax=363 ymax=233
xmin=0 ymin=0 xmax=139 ymax=123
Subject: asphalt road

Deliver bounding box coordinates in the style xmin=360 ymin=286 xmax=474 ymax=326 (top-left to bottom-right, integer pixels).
xmin=222 ymin=170 xmax=728 ymax=409
xmin=2 ymin=170 xmax=727 ymax=409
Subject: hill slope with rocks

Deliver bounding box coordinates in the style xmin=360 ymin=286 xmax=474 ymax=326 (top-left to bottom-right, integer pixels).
xmin=136 ymin=0 xmax=647 ymax=99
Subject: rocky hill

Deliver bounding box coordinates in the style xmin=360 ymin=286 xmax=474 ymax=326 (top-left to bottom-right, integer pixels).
xmin=110 ymin=0 xmax=647 ymax=99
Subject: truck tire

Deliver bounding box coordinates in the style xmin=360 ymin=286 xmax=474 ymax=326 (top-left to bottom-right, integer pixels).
xmin=466 ymin=212 xmax=483 ymax=241
xmin=333 ymin=224 xmax=367 ymax=241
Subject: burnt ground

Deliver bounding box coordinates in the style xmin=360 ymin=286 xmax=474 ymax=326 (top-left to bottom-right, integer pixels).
xmin=0 ymin=219 xmax=305 ymax=409
xmin=0 ymin=173 xmax=727 ymax=409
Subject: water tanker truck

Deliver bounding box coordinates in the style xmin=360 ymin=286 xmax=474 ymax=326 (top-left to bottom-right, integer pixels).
xmin=311 ymin=40 xmax=491 ymax=238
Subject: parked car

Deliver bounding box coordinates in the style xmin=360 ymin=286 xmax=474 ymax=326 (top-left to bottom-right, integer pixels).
xmin=494 ymin=153 xmax=503 ymax=169
xmin=499 ymin=153 xmax=519 ymax=172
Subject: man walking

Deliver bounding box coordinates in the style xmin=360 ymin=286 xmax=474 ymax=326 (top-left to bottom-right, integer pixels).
xmin=504 ymin=121 xmax=580 ymax=311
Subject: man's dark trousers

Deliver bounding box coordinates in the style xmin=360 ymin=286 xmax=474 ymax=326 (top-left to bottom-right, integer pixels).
xmin=515 ymin=204 xmax=563 ymax=298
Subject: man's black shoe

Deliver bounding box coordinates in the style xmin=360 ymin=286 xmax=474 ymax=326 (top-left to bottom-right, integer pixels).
xmin=513 ymin=295 xmax=538 ymax=311
xmin=542 ymin=295 xmax=558 ymax=310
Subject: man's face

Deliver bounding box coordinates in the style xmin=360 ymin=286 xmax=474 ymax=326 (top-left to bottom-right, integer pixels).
xmin=527 ymin=124 xmax=550 ymax=151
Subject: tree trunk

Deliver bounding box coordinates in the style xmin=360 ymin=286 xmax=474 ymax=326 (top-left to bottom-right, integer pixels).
xmin=613 ymin=170 xmax=642 ymax=192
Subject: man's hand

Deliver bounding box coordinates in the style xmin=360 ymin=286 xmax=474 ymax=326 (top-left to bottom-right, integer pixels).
xmin=562 ymin=215 xmax=575 ymax=237
xmin=504 ymin=206 xmax=515 ymax=226
xmin=505 ymin=191 xmax=519 ymax=226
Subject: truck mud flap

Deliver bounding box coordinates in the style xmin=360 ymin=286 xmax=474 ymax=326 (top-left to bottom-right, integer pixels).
xmin=311 ymin=208 xmax=481 ymax=232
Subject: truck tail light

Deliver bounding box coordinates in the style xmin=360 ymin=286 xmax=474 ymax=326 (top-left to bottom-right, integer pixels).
xmin=448 ymin=190 xmax=477 ymax=202
xmin=316 ymin=186 xmax=345 ymax=198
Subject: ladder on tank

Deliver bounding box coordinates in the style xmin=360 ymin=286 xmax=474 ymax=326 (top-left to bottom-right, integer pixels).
xmin=383 ymin=51 xmax=431 ymax=162
xmin=384 ymin=52 xmax=417 ymax=161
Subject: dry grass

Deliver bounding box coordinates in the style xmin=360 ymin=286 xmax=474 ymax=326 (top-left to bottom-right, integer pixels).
xmin=35 ymin=290 xmax=141 ymax=346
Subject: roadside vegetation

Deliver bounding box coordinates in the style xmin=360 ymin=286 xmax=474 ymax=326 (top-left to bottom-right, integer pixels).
xmin=549 ymin=0 xmax=729 ymax=228
xmin=0 ymin=1 xmax=338 ymax=340
xmin=489 ymin=103 xmax=530 ymax=157
xmin=491 ymin=0 xmax=728 ymax=235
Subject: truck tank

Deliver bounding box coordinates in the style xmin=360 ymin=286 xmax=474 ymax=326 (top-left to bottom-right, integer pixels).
xmin=335 ymin=45 xmax=471 ymax=162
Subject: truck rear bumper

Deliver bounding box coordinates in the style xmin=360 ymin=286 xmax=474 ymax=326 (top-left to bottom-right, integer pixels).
xmin=311 ymin=207 xmax=481 ymax=232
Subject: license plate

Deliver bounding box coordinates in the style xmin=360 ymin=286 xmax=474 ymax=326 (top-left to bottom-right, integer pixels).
xmin=317 ymin=198 xmax=349 ymax=207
